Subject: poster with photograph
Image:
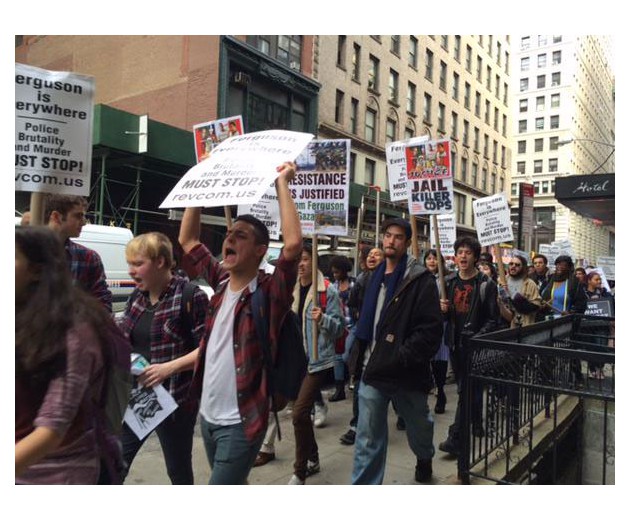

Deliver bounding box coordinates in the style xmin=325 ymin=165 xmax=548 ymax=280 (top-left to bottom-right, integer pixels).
xmin=193 ymin=115 xmax=244 ymax=163
xmin=123 ymin=384 xmax=178 ymax=441
xmin=386 ymin=135 xmax=428 ymax=202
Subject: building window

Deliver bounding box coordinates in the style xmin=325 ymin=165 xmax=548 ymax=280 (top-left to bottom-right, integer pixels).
xmin=519 ymin=99 xmax=528 ymax=112
xmin=520 ymin=78 xmax=529 ymax=92
xmin=549 ymin=158 xmax=558 ymax=172
xmin=486 ymin=65 xmax=492 ymax=90
xmin=482 ymin=167 xmax=488 ymax=191
xmin=337 ymin=36 xmax=346 ymax=68
xmin=365 ymin=108 xmax=377 ymax=142
xmin=407 ymin=81 xmax=416 ymax=114
xmin=550 ymin=115 xmax=559 ymax=129
xmin=519 ymin=120 xmax=527 ymax=133
xmin=536 ymin=96 xmax=545 ymax=111
xmin=535 ymin=138 xmax=544 ymax=152
xmin=455 ymin=193 xmax=466 ymax=224
xmin=537 ymin=75 xmax=546 ymax=88
xmin=502 ymin=115 xmax=507 ymax=137
xmin=517 ymin=161 xmax=526 ymax=174
xmin=365 ymin=158 xmax=376 ymax=185
xmin=452 ymin=72 xmax=460 ymax=100
xmin=493 ymin=107 xmax=499 ymax=130
xmin=463 ymin=120 xmax=469 ymax=146
xmin=538 ymin=35 xmax=547 ymax=46
xmin=521 ymin=36 xmax=530 ymax=50
xmin=505 ymin=52 xmax=510 ymax=74
xmin=476 ymin=56 xmax=483 ymax=81
xmin=454 ymin=35 xmax=461 ymax=61
xmin=542 ymin=181 xmax=549 ymax=194
xmin=471 ymin=162 xmax=478 ymax=186
xmin=335 ymin=90 xmax=344 ymax=124
xmin=464 ymin=82 xmax=471 ymax=109
xmin=461 ymin=156 xmax=468 ymax=182
xmin=441 ymin=35 xmax=448 ymax=50
xmin=439 ymin=61 xmax=447 ymax=90
xmin=438 ymin=103 xmax=446 ymax=132
xmin=549 ymin=136 xmax=559 ymax=151
xmin=493 ymin=140 xmax=498 ymax=163
xmin=352 ymin=43 xmax=361 ymax=81
xmin=451 ymin=111 xmax=458 ymax=138
xmin=350 ymin=98 xmax=358 ymax=133
xmin=495 ymin=74 xmax=500 ymax=98
xmin=386 ymin=118 xmax=397 ymax=143
xmin=537 ymin=53 xmax=547 ymax=68
xmin=501 ymin=145 xmax=506 ymax=168
xmin=535 ymin=117 xmax=544 ymax=131
xmin=404 ymin=127 xmax=413 ymax=139
xmin=483 ymin=134 xmax=489 ymax=158
xmin=511 ymin=183 xmax=518 ymax=196
xmin=388 ymin=69 xmax=399 ymax=103
xmin=349 ymin=152 xmax=356 ymax=183
xmin=423 ymin=93 xmax=432 ymax=122
xmin=534 ymin=160 xmax=543 ymax=173
xmin=248 ymin=35 xmax=302 ymax=70
xmin=474 ymin=127 xmax=480 ymax=151
xmin=368 ymin=55 xmax=379 ymax=91
xmin=425 ymin=49 xmax=434 ymax=81
xmin=534 ymin=181 xmax=540 ymax=193
xmin=451 ymin=150 xmax=457 ymax=177
xmin=497 ymin=41 xmax=502 ymax=66
xmin=491 ymin=171 xmax=497 ymax=193
xmin=485 ymin=100 xmax=490 ymax=124
xmin=408 ymin=36 xmax=418 ymax=68
xmin=553 ymin=35 xmax=562 ymax=43
xmin=551 ymin=72 xmax=561 ymax=86
xmin=551 ymin=93 xmax=560 ymax=108
xmin=500 ymin=176 xmax=504 ymax=192
xmin=518 ymin=140 xmax=526 ymax=153
xmin=504 ymin=82 xmax=509 ymax=104
xmin=390 ymin=35 xmax=400 ymax=55
xmin=552 ymin=50 xmax=562 ymax=65
xmin=465 ymin=45 xmax=472 ymax=71
xmin=521 ymin=57 xmax=530 ymax=71
xmin=475 ymin=91 xmax=481 ymax=117
xmin=488 ymin=35 xmax=493 ymax=53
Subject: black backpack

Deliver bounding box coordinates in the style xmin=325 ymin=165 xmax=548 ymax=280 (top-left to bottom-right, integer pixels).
xmin=252 ymin=286 xmax=307 ymax=440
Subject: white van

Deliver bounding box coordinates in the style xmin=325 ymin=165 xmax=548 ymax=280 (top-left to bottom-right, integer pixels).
xmin=71 ymin=224 xmax=135 ymax=310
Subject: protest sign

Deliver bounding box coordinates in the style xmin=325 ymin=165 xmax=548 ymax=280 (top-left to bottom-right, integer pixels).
xmin=124 ymin=384 xmax=179 ymax=441
xmin=473 ymin=193 xmax=514 ymax=247
xmin=160 ymin=130 xmax=313 ymax=209
xmin=430 ymin=213 xmax=456 ymax=256
xmin=404 ymin=139 xmax=454 ymax=215
xmin=386 ymin=135 xmax=428 ymax=202
xmin=597 ymin=256 xmax=615 ymax=280
xmin=193 ymin=115 xmax=244 ymax=163
xmin=552 ymin=239 xmax=575 ymax=259
xmin=240 ymin=139 xmax=350 ymax=238
xmin=538 ymin=244 xmax=560 ymax=265
xmin=15 ymin=63 xmax=95 ymax=196
xmin=585 ymin=300 xmax=613 ymax=318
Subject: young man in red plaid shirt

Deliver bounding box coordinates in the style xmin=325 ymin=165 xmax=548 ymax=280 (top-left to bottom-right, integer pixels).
xmin=179 ymin=161 xmax=302 ymax=484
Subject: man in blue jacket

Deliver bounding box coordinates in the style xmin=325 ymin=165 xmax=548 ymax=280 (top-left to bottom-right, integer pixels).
xmin=351 ymin=218 xmax=443 ymax=485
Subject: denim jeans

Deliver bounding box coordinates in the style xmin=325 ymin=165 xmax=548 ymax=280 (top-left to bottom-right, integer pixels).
xmin=334 ymin=326 xmax=355 ymax=381
xmin=200 ymin=417 xmax=264 ymax=485
xmin=351 ymin=381 xmax=434 ymax=485
xmin=121 ymin=405 xmax=197 ymax=484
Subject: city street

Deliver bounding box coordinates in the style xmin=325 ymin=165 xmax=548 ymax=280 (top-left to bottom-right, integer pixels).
xmin=125 ymin=382 xmax=462 ymax=485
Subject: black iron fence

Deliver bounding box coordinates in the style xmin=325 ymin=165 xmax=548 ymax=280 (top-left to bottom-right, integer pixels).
xmin=459 ymin=314 xmax=615 ymax=484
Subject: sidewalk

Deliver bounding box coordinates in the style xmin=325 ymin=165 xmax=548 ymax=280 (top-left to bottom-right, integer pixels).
xmin=125 ymin=382 xmax=462 ymax=485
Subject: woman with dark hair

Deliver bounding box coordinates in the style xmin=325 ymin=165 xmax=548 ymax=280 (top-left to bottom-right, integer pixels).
xmin=328 ymin=255 xmax=356 ymax=402
xmin=423 ymin=249 xmax=450 ymax=414
xmin=540 ymin=255 xmax=587 ymax=317
xmin=15 ymin=227 xmax=112 ymax=484
xmin=583 ymin=271 xmax=614 ymax=379
xmin=477 ymin=260 xmax=497 ymax=282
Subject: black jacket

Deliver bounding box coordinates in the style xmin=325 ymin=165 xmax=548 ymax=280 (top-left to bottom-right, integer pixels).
xmin=356 ymin=257 xmax=443 ymax=394
xmin=443 ymin=271 xmax=499 ymax=349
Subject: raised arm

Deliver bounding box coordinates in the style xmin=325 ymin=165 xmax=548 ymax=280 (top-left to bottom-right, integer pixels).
xmin=178 ymin=207 xmax=202 ymax=255
xmin=275 ymin=161 xmax=302 ymax=261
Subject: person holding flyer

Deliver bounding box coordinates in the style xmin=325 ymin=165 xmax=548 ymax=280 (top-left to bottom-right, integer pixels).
xmin=178 ymin=162 xmax=302 ymax=485
xmin=117 ymin=232 xmax=209 ymax=484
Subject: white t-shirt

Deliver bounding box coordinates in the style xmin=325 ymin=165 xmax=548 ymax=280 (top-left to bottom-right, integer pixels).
xmin=199 ymin=283 xmax=248 ymax=425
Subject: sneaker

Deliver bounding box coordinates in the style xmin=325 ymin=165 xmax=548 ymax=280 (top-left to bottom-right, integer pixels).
xmin=284 ymin=402 xmax=294 ymax=417
xmin=434 ymin=391 xmax=446 ymax=414
xmin=339 ymin=429 xmax=356 ymax=445
xmin=288 ymin=474 xmax=304 ymax=485
xmin=313 ymin=402 xmax=328 ymax=428
xmin=438 ymin=437 xmax=460 ymax=457
xmin=305 ymin=459 xmax=320 ymax=477
xmin=414 ymin=458 xmax=433 ymax=483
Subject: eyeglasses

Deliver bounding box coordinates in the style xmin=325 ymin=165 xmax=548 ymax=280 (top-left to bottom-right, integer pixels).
xmin=508 ymin=262 xmax=522 ymax=267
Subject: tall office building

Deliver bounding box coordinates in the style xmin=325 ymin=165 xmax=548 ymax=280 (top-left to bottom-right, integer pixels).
xmin=510 ymin=35 xmax=615 ymax=261
xmin=314 ymin=35 xmax=513 ymax=249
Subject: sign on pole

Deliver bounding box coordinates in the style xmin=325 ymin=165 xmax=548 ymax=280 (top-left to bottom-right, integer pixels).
xmin=193 ymin=115 xmax=244 ymax=163
xmin=430 ymin=213 xmax=456 ymax=256
xmin=404 ymin=139 xmax=454 ymax=215
xmin=160 ymin=130 xmax=313 ymax=209
xmin=518 ymin=182 xmax=534 ymax=250
xmin=596 ymin=256 xmax=615 ymax=280
xmin=15 ymin=63 xmax=95 ymax=197
xmin=473 ymin=193 xmax=514 ymax=247
xmin=385 ymin=135 xmax=428 ymax=202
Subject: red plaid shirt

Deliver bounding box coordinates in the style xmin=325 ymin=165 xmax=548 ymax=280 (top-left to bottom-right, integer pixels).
xmin=117 ymin=276 xmax=209 ymax=405
xmin=184 ymin=243 xmax=298 ymax=442
xmin=66 ymin=239 xmax=113 ymax=312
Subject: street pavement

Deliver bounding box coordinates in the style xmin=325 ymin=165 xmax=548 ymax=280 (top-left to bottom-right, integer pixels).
xmin=125 ymin=381 xmax=462 ymax=485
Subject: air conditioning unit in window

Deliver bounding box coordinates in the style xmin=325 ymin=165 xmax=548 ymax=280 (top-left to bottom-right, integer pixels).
xmin=289 ymin=61 xmax=300 ymax=71
xmin=233 ymin=72 xmax=251 ymax=85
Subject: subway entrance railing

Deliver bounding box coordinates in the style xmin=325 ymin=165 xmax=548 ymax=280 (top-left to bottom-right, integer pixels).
xmin=459 ymin=314 xmax=614 ymax=484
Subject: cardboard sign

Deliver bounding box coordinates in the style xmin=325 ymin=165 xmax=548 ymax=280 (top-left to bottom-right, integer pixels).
xmin=15 ymin=63 xmax=95 ymax=196
xmin=160 ymin=130 xmax=313 ymax=209
xmin=473 ymin=193 xmax=514 ymax=246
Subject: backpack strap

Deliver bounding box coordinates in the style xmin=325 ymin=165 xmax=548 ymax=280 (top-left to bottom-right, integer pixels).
xmin=179 ymin=282 xmax=196 ymax=349
xmin=251 ymin=286 xmax=283 ymax=440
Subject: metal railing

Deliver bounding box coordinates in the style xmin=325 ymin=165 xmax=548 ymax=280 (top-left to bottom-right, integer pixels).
xmin=459 ymin=314 xmax=615 ymax=484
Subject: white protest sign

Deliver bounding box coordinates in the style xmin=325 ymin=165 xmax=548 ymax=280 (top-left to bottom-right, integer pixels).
xmin=538 ymin=244 xmax=560 ymax=265
xmin=473 ymin=193 xmax=514 ymax=246
xmin=160 ymin=130 xmax=313 ymax=209
xmin=237 ymin=183 xmax=281 ymax=239
xmin=586 ymin=267 xmax=611 ymax=293
xmin=124 ymin=384 xmax=179 ymax=441
xmin=430 ymin=213 xmax=456 ymax=256
xmin=552 ymin=239 xmax=575 ymax=259
xmin=404 ymin=138 xmax=454 ymax=215
xmin=597 ymin=256 xmax=615 ymax=280
xmin=15 ymin=63 xmax=95 ymax=196
xmin=386 ymin=135 xmax=428 ymax=202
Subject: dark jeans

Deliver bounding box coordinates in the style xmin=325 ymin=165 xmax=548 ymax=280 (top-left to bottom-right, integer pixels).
xmin=349 ymin=378 xmax=361 ymax=428
xmin=447 ymin=346 xmax=482 ymax=443
xmin=292 ymin=369 xmax=331 ymax=480
xmin=121 ymin=405 xmax=197 ymax=484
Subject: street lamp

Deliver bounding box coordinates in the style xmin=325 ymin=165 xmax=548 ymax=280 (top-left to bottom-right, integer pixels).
xmin=557 ymin=137 xmax=615 ymax=175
